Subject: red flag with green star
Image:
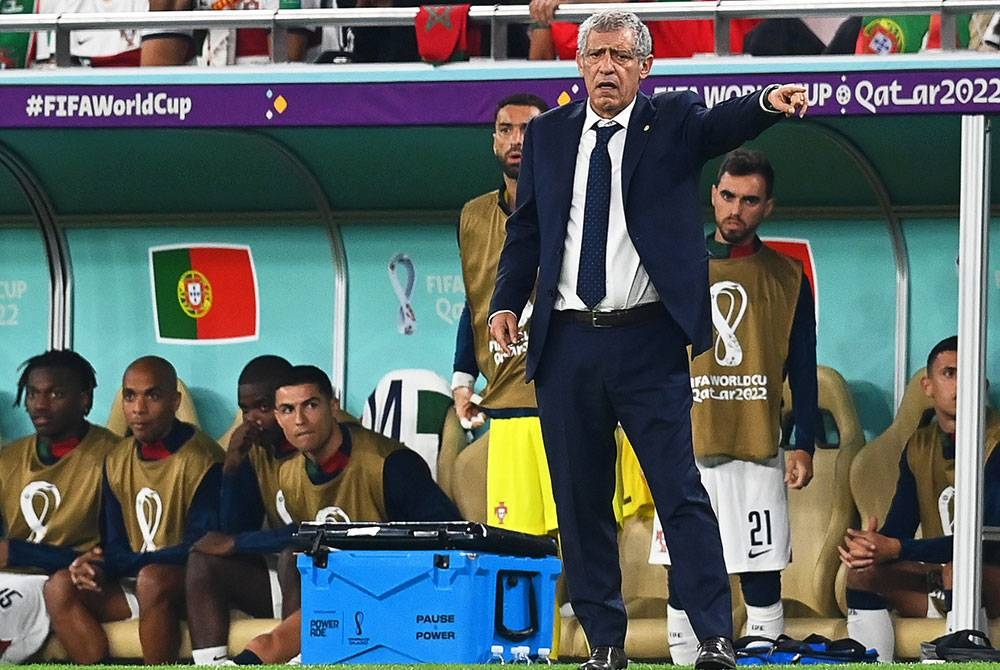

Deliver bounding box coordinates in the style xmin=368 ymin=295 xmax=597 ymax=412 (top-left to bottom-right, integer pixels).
xmin=149 ymin=245 xmax=258 ymax=343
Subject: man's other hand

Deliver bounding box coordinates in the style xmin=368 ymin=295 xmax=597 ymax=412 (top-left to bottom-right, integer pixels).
xmin=489 ymin=311 xmax=521 ymax=356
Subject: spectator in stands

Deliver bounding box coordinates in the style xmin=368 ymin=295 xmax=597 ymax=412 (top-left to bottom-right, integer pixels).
xmin=224 ymin=365 xmax=461 ymax=664
xmin=185 ymin=355 xmax=298 ymax=666
xmin=742 ymin=16 xmax=860 ymax=55
xmin=648 ymin=149 xmax=818 ymax=662
xmin=44 ymin=355 xmax=223 ymax=664
xmin=839 ymin=336 xmax=1000 ymax=661
xmin=32 ymin=0 xmax=148 ymax=67
xmin=452 ymin=92 xmax=558 ymax=537
xmin=140 ymin=0 xmax=316 ymax=66
xmin=0 ymin=351 xmax=120 ymax=663
xmin=527 ymin=0 xmax=760 ymax=60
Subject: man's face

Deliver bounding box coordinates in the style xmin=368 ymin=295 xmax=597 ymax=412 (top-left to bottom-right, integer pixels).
xmin=274 ymin=383 xmax=337 ymax=456
xmin=576 ymin=27 xmax=652 ymax=119
xmin=122 ymin=364 xmax=180 ymax=443
xmin=238 ymin=382 xmax=283 ymax=445
xmin=711 ymin=172 xmax=774 ymax=246
xmin=923 ymin=349 xmax=958 ymax=422
xmin=25 ymin=367 xmax=89 ymax=441
xmin=493 ymin=104 xmax=542 ymax=180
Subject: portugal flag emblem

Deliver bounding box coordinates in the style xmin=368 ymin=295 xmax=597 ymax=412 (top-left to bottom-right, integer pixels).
xmin=150 ymin=245 xmax=258 ymax=344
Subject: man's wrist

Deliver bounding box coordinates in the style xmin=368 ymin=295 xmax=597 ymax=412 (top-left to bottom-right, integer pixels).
xmin=488 ymin=309 xmax=516 ymax=327
xmin=452 ymin=371 xmax=476 ymax=391
xmin=760 ymin=84 xmax=781 ymax=114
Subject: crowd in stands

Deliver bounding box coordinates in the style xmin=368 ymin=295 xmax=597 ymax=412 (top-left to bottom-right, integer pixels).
xmin=2 ymin=2 xmax=1000 ymax=68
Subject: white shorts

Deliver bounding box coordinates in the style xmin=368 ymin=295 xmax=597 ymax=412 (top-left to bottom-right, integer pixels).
xmin=649 ymin=453 xmax=791 ymax=574
xmin=0 ymin=573 xmax=50 ymax=663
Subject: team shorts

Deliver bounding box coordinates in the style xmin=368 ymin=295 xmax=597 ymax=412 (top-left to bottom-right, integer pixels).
xmin=486 ymin=416 xmax=559 ymax=535
xmin=0 ymin=573 xmax=50 ymax=663
xmin=649 ymin=453 xmax=791 ymax=574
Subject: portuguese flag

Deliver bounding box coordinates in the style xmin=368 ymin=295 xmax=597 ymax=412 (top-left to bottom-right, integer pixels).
xmin=149 ymin=245 xmax=258 ymax=343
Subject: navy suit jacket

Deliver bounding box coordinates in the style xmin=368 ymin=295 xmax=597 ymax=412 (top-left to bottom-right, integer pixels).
xmin=490 ymin=89 xmax=783 ymax=381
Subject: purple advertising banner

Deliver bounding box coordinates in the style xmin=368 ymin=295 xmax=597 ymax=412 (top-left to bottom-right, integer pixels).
xmin=4 ymin=68 xmax=1000 ymax=128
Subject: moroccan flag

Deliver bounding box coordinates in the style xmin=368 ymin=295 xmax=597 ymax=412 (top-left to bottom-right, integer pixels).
xmin=415 ymin=4 xmax=474 ymax=64
xmin=149 ymin=245 xmax=258 ymax=343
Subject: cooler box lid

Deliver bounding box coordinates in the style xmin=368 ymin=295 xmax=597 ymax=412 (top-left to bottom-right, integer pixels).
xmin=294 ymin=521 xmax=558 ymax=558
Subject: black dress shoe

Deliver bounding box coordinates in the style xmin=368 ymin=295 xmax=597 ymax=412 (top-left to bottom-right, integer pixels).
xmin=695 ymin=636 xmax=736 ymax=670
xmin=579 ymin=646 xmax=628 ymax=670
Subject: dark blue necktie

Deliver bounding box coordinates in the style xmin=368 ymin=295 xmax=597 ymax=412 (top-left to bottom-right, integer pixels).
xmin=577 ymin=122 xmax=622 ymax=309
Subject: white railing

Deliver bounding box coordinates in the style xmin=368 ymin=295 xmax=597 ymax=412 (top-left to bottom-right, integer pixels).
xmin=1 ymin=0 xmax=999 ymax=65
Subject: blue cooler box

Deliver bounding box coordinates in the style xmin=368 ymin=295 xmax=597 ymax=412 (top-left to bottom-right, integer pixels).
xmin=296 ymin=523 xmax=561 ymax=664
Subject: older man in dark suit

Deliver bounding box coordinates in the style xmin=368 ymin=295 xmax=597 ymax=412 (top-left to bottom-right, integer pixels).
xmin=489 ymin=9 xmax=807 ymax=670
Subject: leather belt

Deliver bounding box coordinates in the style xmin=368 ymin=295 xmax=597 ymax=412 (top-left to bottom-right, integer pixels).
xmin=552 ymin=302 xmax=665 ymax=328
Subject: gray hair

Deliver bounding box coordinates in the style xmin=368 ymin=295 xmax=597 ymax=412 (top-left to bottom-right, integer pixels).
xmin=577 ymin=9 xmax=652 ymax=60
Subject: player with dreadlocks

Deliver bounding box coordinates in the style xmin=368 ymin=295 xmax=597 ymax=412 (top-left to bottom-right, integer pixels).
xmin=0 ymin=350 xmax=120 ymax=663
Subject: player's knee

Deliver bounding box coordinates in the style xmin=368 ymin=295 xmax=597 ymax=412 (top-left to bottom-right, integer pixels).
xmin=845 ymin=566 xmax=876 ymax=592
xmin=43 ymin=569 xmax=78 ymax=610
xmin=136 ymin=565 xmax=185 ymax=607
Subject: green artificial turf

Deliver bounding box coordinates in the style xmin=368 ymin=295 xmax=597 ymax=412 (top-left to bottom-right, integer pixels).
xmin=18 ymin=664 xmax=1000 ymax=669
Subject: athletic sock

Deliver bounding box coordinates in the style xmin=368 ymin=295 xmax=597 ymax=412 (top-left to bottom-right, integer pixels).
xmin=744 ymin=600 xmax=783 ymax=639
xmin=232 ymin=650 xmax=264 ymax=665
xmin=192 ymin=646 xmax=230 ymax=665
xmin=667 ymin=605 xmax=698 ymax=665
xmin=847 ymin=608 xmax=894 ymax=662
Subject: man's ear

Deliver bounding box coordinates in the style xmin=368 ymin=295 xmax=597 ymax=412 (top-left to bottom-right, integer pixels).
xmin=921 ymin=375 xmax=933 ymax=398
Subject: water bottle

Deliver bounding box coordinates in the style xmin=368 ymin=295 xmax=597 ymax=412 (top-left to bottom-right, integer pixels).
xmin=488 ymin=645 xmax=506 ymax=664
xmin=536 ymin=648 xmax=553 ymax=665
xmin=512 ymin=645 xmax=532 ymax=664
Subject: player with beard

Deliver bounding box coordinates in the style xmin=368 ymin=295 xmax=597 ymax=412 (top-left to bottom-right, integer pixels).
xmin=0 ymin=350 xmax=119 ymax=663
xmin=648 ymin=149 xmax=817 ymax=663
xmin=452 ymin=93 xmax=560 ymax=536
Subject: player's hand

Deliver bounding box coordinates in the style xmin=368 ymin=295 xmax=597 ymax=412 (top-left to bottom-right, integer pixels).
xmin=529 ymin=0 xmax=562 ymax=24
xmin=191 ymin=531 xmax=237 ymax=557
xmin=452 ymin=387 xmax=486 ymax=430
xmin=0 ymin=539 xmax=8 ymax=569
xmin=69 ymin=547 xmax=105 ymax=592
xmin=768 ymin=84 xmax=809 ymax=118
xmin=839 ymin=516 xmax=900 ymax=569
xmin=489 ymin=311 xmax=521 ymax=356
xmin=784 ymin=449 xmax=813 ymax=489
xmin=228 ymin=418 xmax=260 ymax=456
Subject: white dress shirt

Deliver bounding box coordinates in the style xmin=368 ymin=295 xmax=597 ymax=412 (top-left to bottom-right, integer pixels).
xmin=555 ymin=98 xmax=660 ymax=312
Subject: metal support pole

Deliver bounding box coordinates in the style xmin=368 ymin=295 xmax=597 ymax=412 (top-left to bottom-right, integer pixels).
xmin=272 ymin=23 xmax=289 ymax=63
xmin=953 ymin=114 xmax=991 ymax=631
xmin=491 ymin=14 xmax=508 ymax=60
xmin=55 ymin=25 xmax=72 ymax=67
xmin=714 ymin=11 xmax=731 ymax=55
